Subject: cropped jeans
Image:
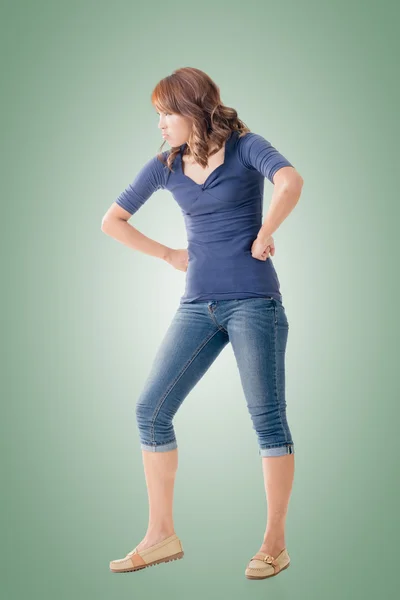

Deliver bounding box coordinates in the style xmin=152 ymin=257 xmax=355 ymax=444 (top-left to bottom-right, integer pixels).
xmin=135 ymin=297 xmax=294 ymax=457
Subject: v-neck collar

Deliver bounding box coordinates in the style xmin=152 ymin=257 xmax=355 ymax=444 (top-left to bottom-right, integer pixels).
xmin=178 ymin=130 xmax=235 ymax=189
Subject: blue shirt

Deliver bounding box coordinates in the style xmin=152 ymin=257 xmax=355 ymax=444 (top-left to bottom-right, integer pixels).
xmin=115 ymin=130 xmax=294 ymax=303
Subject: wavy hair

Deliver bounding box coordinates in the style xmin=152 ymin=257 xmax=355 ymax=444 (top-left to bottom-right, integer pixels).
xmin=151 ymin=67 xmax=251 ymax=172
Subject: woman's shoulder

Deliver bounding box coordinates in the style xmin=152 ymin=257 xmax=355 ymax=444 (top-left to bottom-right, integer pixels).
xmin=235 ymin=131 xmax=263 ymax=168
xmin=236 ymin=130 xmax=264 ymax=146
xmin=133 ymin=150 xmax=171 ymax=190
xmin=236 ymin=130 xmax=275 ymax=160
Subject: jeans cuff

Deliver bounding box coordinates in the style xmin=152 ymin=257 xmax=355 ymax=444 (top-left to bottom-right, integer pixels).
xmin=259 ymin=443 xmax=294 ymax=457
xmin=140 ymin=439 xmax=178 ymax=452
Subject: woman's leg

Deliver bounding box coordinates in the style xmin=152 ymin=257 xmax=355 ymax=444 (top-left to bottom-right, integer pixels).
xmin=139 ymin=447 xmax=178 ymax=548
xmin=260 ymin=453 xmax=294 ymax=556
xmin=226 ymin=297 xmax=295 ymax=558
xmin=134 ymin=303 xmax=229 ymax=551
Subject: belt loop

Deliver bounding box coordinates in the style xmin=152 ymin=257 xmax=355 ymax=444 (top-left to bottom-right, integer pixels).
xmin=272 ymin=297 xmax=277 ymax=325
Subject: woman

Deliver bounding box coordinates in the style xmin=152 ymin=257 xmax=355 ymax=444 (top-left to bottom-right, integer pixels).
xmin=103 ymin=67 xmax=304 ymax=579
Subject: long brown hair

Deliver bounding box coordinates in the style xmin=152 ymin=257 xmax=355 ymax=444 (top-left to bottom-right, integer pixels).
xmin=151 ymin=67 xmax=251 ymax=172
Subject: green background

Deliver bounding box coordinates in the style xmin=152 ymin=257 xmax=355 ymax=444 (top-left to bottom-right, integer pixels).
xmin=2 ymin=0 xmax=398 ymax=598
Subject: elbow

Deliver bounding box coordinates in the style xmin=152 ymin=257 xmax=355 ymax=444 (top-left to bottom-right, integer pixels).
xmin=286 ymin=173 xmax=304 ymax=196
xmin=295 ymin=177 xmax=304 ymax=198
xmin=291 ymin=177 xmax=303 ymax=203
xmin=101 ymin=217 xmax=113 ymax=233
xmin=101 ymin=215 xmax=129 ymax=233
xmin=277 ymin=174 xmax=303 ymax=205
xmin=288 ymin=171 xmax=304 ymax=189
xmin=273 ymin=167 xmax=303 ymax=191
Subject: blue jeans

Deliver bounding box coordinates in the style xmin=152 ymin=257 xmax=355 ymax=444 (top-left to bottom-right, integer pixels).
xmin=135 ymin=297 xmax=294 ymax=457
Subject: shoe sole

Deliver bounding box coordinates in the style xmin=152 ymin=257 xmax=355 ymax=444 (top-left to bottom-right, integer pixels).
xmin=246 ymin=561 xmax=290 ymax=579
xmin=110 ymin=551 xmax=184 ymax=573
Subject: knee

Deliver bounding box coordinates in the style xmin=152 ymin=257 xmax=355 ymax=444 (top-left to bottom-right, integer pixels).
xmin=135 ymin=400 xmax=151 ymax=429
xmin=135 ymin=398 xmax=173 ymax=435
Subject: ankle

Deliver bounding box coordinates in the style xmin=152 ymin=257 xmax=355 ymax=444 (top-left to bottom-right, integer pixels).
xmin=146 ymin=526 xmax=175 ymax=539
xmin=263 ymin=534 xmax=285 ymax=547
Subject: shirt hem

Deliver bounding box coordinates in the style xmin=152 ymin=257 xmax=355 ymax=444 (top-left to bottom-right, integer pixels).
xmin=179 ymin=291 xmax=282 ymax=304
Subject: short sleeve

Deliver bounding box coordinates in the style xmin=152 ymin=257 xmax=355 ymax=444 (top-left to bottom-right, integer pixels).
xmin=237 ymin=132 xmax=294 ymax=184
xmin=115 ymin=155 xmax=167 ymax=215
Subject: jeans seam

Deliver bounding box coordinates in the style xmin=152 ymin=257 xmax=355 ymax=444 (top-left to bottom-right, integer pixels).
xmin=149 ymin=328 xmax=225 ymax=444
xmin=207 ymin=305 xmax=228 ymax=333
xmin=273 ymin=300 xmax=289 ymax=446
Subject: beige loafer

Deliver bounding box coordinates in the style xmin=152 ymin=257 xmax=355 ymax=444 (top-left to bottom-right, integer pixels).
xmin=110 ymin=533 xmax=184 ymax=573
xmin=245 ymin=547 xmax=290 ymax=579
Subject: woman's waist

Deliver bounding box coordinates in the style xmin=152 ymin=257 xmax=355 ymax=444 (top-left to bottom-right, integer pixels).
xmin=187 ymin=249 xmax=279 ymax=275
xmin=187 ymin=235 xmax=260 ymax=259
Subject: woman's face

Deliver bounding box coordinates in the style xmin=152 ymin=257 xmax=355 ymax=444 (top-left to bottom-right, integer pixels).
xmin=156 ymin=107 xmax=192 ymax=147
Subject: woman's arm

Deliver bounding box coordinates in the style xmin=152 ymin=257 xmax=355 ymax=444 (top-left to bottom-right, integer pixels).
xmin=101 ymin=153 xmax=173 ymax=260
xmin=237 ymin=132 xmax=303 ymax=239
xmin=257 ymin=168 xmax=304 ymax=241
xmin=101 ymin=203 xmax=172 ymax=261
